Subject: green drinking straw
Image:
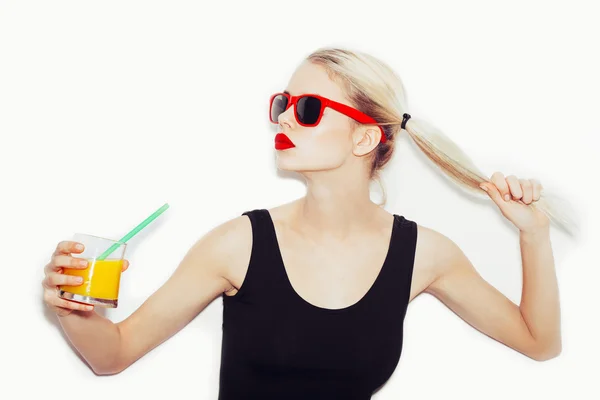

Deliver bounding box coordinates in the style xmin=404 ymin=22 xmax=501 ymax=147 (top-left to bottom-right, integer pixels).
xmin=97 ymin=203 xmax=170 ymax=261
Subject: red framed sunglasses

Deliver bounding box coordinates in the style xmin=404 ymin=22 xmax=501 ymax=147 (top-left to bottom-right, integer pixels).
xmin=269 ymin=91 xmax=386 ymax=143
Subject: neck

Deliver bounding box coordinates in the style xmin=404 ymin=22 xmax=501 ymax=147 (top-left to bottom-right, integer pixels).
xmin=293 ymin=170 xmax=380 ymax=239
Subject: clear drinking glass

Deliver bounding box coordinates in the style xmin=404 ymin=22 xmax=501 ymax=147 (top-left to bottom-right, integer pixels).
xmin=58 ymin=233 xmax=127 ymax=308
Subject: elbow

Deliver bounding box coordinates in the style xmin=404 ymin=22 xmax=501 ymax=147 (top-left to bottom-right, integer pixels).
xmin=91 ymin=325 xmax=128 ymax=375
xmin=90 ymin=357 xmax=127 ymax=376
xmin=530 ymin=342 xmax=562 ymax=362
xmin=91 ymin=363 xmax=124 ymax=376
xmin=531 ymin=350 xmax=561 ymax=362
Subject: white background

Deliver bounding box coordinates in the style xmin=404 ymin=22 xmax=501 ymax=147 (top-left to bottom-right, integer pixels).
xmin=1 ymin=0 xmax=598 ymax=398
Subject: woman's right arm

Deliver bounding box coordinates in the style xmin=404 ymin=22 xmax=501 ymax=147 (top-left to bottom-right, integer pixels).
xmin=43 ymin=215 xmax=251 ymax=375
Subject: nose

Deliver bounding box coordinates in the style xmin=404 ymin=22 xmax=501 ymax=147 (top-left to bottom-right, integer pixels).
xmin=277 ymin=104 xmax=295 ymax=129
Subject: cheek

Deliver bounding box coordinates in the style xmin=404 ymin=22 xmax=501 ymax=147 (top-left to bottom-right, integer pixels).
xmin=302 ymin=124 xmax=351 ymax=162
xmin=313 ymin=116 xmax=352 ymax=148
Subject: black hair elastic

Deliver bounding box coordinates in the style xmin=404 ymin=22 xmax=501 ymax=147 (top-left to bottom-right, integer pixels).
xmin=401 ymin=113 xmax=411 ymax=130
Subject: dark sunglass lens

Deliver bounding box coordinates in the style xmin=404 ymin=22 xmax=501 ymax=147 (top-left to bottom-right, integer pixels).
xmin=270 ymin=94 xmax=288 ymax=122
xmin=296 ymin=96 xmax=322 ymax=124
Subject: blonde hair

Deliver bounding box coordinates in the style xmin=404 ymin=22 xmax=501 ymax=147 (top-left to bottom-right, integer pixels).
xmin=306 ymin=46 xmax=579 ymax=236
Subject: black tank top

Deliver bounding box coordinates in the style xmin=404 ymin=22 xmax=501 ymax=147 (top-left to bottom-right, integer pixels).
xmin=218 ymin=209 xmax=417 ymax=399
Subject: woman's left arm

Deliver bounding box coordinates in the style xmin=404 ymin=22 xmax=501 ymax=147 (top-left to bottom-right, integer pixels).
xmin=424 ymin=172 xmax=561 ymax=361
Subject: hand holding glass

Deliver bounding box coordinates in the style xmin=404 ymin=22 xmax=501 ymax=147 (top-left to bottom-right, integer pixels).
xmin=58 ymin=233 xmax=127 ymax=308
xmin=56 ymin=203 xmax=169 ymax=309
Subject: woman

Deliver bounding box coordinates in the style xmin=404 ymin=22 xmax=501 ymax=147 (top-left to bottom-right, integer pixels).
xmin=42 ymin=47 xmax=575 ymax=399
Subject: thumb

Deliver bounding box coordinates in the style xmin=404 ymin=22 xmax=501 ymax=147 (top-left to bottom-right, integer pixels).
xmin=480 ymin=182 xmax=504 ymax=205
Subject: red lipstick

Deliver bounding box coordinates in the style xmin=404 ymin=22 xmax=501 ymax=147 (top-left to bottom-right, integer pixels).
xmin=275 ymin=133 xmax=295 ymax=150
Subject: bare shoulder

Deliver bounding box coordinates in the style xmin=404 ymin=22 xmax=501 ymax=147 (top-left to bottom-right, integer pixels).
xmin=197 ymin=213 xmax=254 ymax=295
xmin=411 ymin=222 xmax=462 ymax=300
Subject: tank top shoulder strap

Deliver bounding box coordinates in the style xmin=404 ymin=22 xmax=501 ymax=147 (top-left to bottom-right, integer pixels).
xmin=396 ymin=215 xmax=418 ymax=294
xmin=225 ymin=209 xmax=278 ymax=302
xmin=372 ymin=214 xmax=418 ymax=312
xmin=241 ymin=208 xmax=275 ymax=261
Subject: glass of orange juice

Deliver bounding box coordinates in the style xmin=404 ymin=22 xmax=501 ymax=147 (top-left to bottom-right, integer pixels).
xmin=58 ymin=233 xmax=127 ymax=308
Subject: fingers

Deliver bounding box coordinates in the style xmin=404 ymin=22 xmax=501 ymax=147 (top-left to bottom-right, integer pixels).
xmin=505 ymin=175 xmax=523 ymax=200
xmin=531 ymin=178 xmax=543 ymax=201
xmin=487 ymin=172 xmax=544 ymax=205
xmin=518 ymin=179 xmax=533 ymax=204
xmin=44 ymin=240 xmax=95 ymax=316
xmin=54 ymin=241 xmax=85 ymax=256
xmin=43 ymin=289 xmax=93 ymax=312
xmin=490 ymin=171 xmax=511 ymax=201
xmin=42 ymin=271 xmax=84 ymax=289
xmin=46 ymin=254 xmax=89 ymax=273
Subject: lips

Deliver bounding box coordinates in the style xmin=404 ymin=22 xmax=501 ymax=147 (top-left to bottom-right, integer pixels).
xmin=275 ymin=133 xmax=295 ymax=150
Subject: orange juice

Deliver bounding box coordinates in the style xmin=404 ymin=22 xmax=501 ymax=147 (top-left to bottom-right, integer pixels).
xmin=59 ymin=259 xmax=123 ymax=308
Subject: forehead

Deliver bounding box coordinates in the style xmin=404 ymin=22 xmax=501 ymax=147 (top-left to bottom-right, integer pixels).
xmin=284 ymin=61 xmax=347 ymax=101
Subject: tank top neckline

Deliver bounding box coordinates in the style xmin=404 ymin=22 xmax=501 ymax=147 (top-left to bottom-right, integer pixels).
xmin=263 ymin=209 xmax=400 ymax=315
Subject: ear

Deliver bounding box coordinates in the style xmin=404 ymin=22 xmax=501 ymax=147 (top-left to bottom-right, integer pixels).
xmin=352 ymin=127 xmax=381 ymax=156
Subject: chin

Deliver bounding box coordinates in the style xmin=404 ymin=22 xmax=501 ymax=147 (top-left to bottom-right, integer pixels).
xmin=275 ymin=148 xmax=345 ymax=172
xmin=276 ymin=160 xmax=336 ymax=174
xmin=275 ymin=159 xmax=301 ymax=172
